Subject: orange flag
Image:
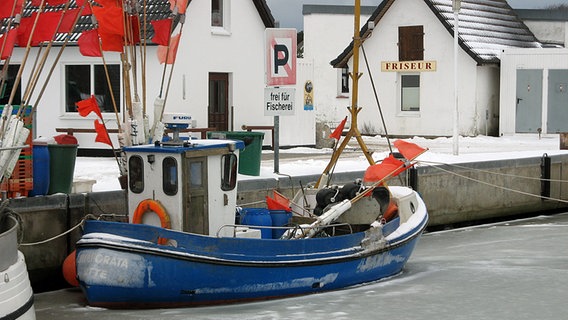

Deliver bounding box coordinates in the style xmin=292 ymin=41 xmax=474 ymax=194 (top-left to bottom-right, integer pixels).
xmin=92 ymin=6 xmax=124 ymax=37
xmin=393 ymin=140 xmax=427 ymax=161
xmin=76 ymin=95 xmax=103 ymax=118
xmin=94 ymin=119 xmax=113 ymax=147
xmin=157 ymin=33 xmax=180 ymax=64
xmin=363 ymin=154 xmax=406 ymax=182
xmin=151 ymin=18 xmax=172 ymax=46
xmin=329 ymin=116 xmax=347 ymax=140
xmin=78 ymin=29 xmax=102 ymax=57
xmin=0 ymin=28 xmax=18 ymax=60
xmin=169 ymin=0 xmax=188 ymax=14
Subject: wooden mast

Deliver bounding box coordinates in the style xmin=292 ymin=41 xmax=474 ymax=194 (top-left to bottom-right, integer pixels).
xmin=315 ymin=0 xmax=375 ymax=188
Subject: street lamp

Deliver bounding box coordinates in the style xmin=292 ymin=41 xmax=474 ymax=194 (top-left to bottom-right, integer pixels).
xmin=452 ymin=0 xmax=460 ymax=155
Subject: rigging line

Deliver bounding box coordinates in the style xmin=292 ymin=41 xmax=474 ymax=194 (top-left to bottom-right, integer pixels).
xmin=417 ymin=159 xmax=568 ymax=183
xmin=428 ymin=163 xmax=568 ymax=204
xmin=361 ymin=43 xmax=392 ymax=154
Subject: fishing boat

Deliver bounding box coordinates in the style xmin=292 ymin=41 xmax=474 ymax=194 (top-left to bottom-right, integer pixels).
xmin=0 ymin=212 xmax=35 ymax=319
xmin=73 ymin=0 xmax=428 ymax=308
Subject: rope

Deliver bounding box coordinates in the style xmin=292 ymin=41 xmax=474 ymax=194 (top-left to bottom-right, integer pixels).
xmin=19 ymin=218 xmax=85 ymax=247
xmin=418 ymin=159 xmax=568 ymax=183
xmin=426 ymin=162 xmax=568 ymax=204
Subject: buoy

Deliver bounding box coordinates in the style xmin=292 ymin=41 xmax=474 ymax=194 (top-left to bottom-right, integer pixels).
xmin=62 ymin=250 xmax=78 ymax=287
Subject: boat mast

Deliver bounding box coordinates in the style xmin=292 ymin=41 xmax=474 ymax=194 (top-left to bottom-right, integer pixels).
xmin=315 ymin=0 xmax=375 ymax=188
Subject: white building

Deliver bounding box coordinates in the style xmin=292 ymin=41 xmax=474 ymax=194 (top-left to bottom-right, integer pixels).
xmin=304 ymin=0 xmax=543 ymax=139
xmin=4 ymin=0 xmax=315 ymax=153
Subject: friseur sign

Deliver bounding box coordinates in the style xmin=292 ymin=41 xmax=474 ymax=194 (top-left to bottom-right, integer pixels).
xmin=381 ymin=60 xmax=437 ymax=72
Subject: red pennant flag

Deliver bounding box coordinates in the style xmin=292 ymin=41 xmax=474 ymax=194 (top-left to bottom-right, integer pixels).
xmin=99 ymin=32 xmax=124 ymax=52
xmin=96 ymin=0 xmax=119 ymax=7
xmin=329 ymin=116 xmax=347 ymax=140
xmin=125 ymin=15 xmax=141 ymax=45
xmin=94 ymin=119 xmax=113 ymax=147
xmin=0 ymin=0 xmax=24 ymax=20
xmin=92 ymin=6 xmax=125 ymax=37
xmin=46 ymin=0 xmax=69 ymax=5
xmin=76 ymin=95 xmax=103 ymax=118
xmin=0 ymin=29 xmax=18 ymax=60
xmin=78 ymin=29 xmax=102 ymax=57
xmin=18 ymin=12 xmax=60 ymax=46
xmin=393 ymin=140 xmax=427 ymax=161
xmin=157 ymin=33 xmax=180 ymax=64
xmin=59 ymin=9 xmax=80 ymax=33
xmin=363 ymin=154 xmax=406 ymax=182
xmin=169 ymin=0 xmax=188 ymax=14
xmin=150 ymin=18 xmax=172 ymax=46
xmin=76 ymin=0 xmax=92 ymax=15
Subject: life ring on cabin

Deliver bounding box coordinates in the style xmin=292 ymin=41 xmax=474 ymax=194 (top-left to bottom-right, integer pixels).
xmin=133 ymin=199 xmax=171 ymax=229
xmin=382 ymin=201 xmax=398 ymax=222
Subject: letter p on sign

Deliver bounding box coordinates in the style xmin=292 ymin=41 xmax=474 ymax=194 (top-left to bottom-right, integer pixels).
xmin=266 ymin=28 xmax=297 ymax=86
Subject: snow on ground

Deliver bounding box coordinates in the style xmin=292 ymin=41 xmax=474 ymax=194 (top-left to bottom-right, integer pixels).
xmin=73 ymin=134 xmax=568 ymax=192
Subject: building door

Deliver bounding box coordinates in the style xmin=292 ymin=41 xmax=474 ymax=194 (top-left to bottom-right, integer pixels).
xmin=515 ymin=69 xmax=543 ymax=133
xmin=208 ymin=73 xmax=229 ymax=131
xmin=547 ymin=70 xmax=568 ymax=133
xmin=183 ymin=157 xmax=208 ymax=235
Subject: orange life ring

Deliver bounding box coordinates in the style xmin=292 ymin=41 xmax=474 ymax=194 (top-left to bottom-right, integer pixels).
xmin=382 ymin=201 xmax=398 ymax=222
xmin=133 ymin=199 xmax=171 ymax=229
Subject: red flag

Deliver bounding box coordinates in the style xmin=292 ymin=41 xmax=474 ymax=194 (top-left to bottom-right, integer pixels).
xmin=393 ymin=140 xmax=427 ymax=161
xmin=0 ymin=29 xmax=18 ymax=60
xmin=92 ymin=6 xmax=124 ymax=37
xmin=99 ymin=32 xmax=124 ymax=52
xmin=169 ymin=0 xmax=188 ymax=14
xmin=94 ymin=119 xmax=113 ymax=147
xmin=78 ymin=29 xmax=102 ymax=57
xmin=18 ymin=12 xmax=60 ymax=46
xmin=157 ymin=33 xmax=180 ymax=64
xmin=46 ymin=0 xmax=69 ymax=5
xmin=363 ymin=154 xmax=406 ymax=182
xmin=59 ymin=9 xmax=80 ymax=33
xmin=126 ymin=15 xmax=140 ymax=45
xmin=0 ymin=0 xmax=24 ymax=20
xmin=150 ymin=18 xmax=172 ymax=46
xmin=76 ymin=0 xmax=92 ymax=15
xmin=329 ymin=116 xmax=347 ymax=140
xmin=76 ymin=95 xmax=103 ymax=118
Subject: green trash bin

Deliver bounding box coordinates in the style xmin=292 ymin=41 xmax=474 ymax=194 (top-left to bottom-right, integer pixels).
xmin=47 ymin=144 xmax=78 ymax=194
xmin=208 ymin=131 xmax=264 ymax=176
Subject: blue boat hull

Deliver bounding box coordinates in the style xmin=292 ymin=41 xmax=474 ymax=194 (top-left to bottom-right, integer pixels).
xmin=76 ymin=209 xmax=427 ymax=308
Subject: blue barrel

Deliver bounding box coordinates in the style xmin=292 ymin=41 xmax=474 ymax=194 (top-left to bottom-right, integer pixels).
xmin=240 ymin=208 xmax=272 ymax=239
xmin=270 ymin=210 xmax=292 ymax=239
xmin=29 ymin=144 xmax=50 ymax=196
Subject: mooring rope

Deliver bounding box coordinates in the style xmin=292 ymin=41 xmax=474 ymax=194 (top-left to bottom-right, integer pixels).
xmin=422 ymin=161 xmax=568 ymax=204
xmin=418 ymin=159 xmax=568 ymax=183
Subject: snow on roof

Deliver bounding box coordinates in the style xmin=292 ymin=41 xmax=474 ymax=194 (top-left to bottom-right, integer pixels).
xmin=331 ymin=0 xmax=542 ymax=67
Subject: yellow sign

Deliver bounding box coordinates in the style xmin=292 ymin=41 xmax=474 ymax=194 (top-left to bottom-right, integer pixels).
xmin=381 ymin=61 xmax=437 ymax=72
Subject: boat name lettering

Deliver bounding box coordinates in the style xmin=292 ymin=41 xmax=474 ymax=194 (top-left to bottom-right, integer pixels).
xmin=79 ymin=251 xmax=129 ymax=269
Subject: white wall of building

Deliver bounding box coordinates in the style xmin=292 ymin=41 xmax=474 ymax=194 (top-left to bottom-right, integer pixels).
xmin=332 ymin=0 xmax=496 ymax=137
xmin=499 ymin=48 xmax=568 ymax=136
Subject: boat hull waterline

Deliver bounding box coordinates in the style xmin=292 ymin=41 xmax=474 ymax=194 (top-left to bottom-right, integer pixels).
xmin=76 ymin=197 xmax=428 ymax=308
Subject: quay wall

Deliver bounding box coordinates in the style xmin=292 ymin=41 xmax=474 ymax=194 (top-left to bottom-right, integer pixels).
xmin=7 ymin=154 xmax=568 ymax=291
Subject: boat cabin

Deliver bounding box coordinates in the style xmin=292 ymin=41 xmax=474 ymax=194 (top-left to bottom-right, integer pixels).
xmin=124 ymin=139 xmax=244 ymax=238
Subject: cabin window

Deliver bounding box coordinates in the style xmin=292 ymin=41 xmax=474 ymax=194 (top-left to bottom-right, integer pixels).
xmin=0 ymin=64 xmax=22 ymax=106
xmin=211 ymin=0 xmax=223 ymax=27
xmin=401 ymin=74 xmax=420 ymax=112
xmin=221 ymin=153 xmax=238 ymax=191
xmin=65 ymin=64 xmax=121 ymax=114
xmin=189 ymin=162 xmax=203 ymax=187
xmin=398 ymin=26 xmax=424 ymax=61
xmin=162 ymin=157 xmax=178 ymax=196
xmin=128 ymin=155 xmax=144 ymax=193
xmin=339 ymin=67 xmax=349 ymax=95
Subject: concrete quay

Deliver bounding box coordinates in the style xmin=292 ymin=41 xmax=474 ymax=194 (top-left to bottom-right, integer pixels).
xmin=7 ymin=152 xmax=568 ymax=292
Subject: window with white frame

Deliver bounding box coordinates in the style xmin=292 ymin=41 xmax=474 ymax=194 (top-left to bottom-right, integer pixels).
xmin=211 ymin=0 xmax=223 ymax=27
xmin=401 ymin=74 xmax=420 ymax=111
xmin=0 ymin=64 xmax=21 ymax=106
xmin=340 ymin=67 xmax=349 ymax=94
xmin=65 ymin=64 xmax=121 ymax=114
